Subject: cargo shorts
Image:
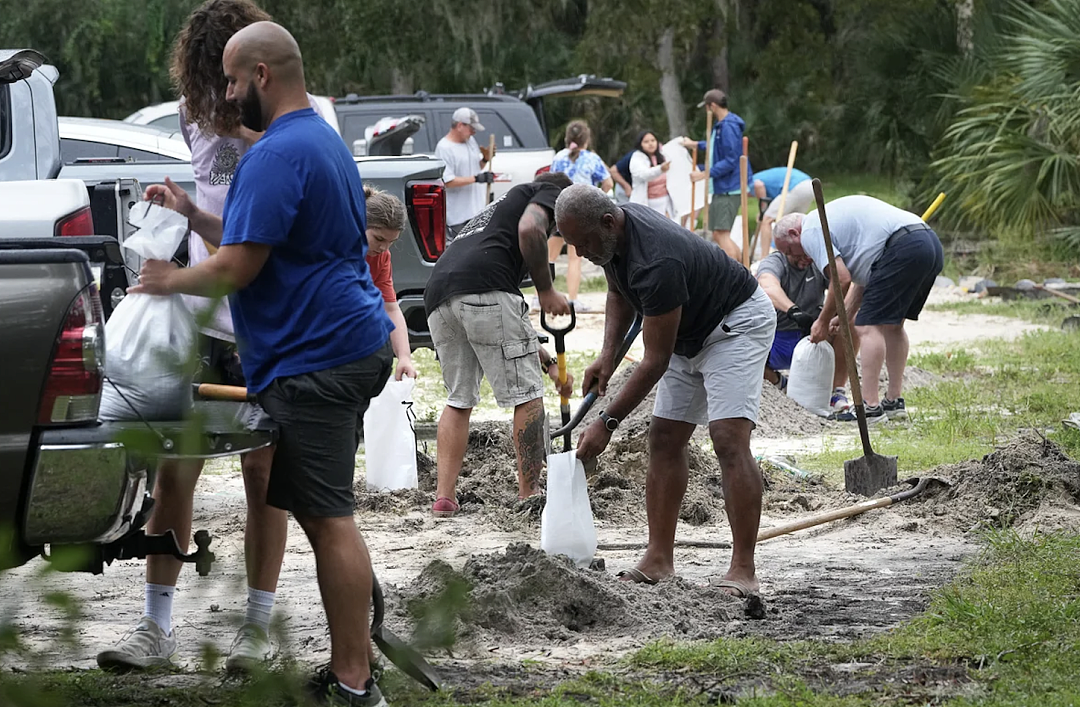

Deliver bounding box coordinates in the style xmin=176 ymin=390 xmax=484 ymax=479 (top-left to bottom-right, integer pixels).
xmin=428 ymin=291 xmax=544 ymax=409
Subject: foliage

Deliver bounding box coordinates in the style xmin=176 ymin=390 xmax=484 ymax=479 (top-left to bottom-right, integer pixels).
xmin=931 ymin=0 xmax=1080 ymax=244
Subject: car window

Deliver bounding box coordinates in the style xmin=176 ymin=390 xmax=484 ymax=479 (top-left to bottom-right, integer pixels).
xmin=341 ymin=110 xmax=433 ymax=153
xmin=0 ymin=86 xmax=10 ymax=161
xmin=118 ymin=146 xmax=183 ymax=163
xmin=61 ymin=138 xmax=119 ymax=164
xmin=148 ymin=114 xmax=181 ymax=132
xmin=432 ymin=105 xmax=548 ymax=150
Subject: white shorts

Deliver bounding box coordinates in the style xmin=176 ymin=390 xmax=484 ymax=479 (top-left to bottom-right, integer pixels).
xmin=653 ymin=287 xmax=776 ymax=426
xmin=763 ymin=179 xmax=814 ymax=219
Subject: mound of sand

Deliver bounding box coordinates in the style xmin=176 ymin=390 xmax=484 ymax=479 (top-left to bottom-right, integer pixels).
xmin=909 ymin=434 xmax=1080 ymax=533
xmin=393 ymin=543 xmax=742 ymax=649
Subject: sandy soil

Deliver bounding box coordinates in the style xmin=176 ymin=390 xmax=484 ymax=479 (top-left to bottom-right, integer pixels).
xmin=0 ymin=287 xmax=1060 ymax=687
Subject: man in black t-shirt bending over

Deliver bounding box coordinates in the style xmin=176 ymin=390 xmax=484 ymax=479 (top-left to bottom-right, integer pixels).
xmin=555 ymin=184 xmax=776 ymax=597
xmin=424 ymin=172 xmax=575 ymax=517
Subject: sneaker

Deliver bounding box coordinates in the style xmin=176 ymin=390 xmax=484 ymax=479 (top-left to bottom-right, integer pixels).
xmin=830 ymin=390 xmax=850 ymax=412
xmin=225 ymin=623 xmax=271 ymax=674
xmin=528 ymin=295 xmax=540 ymax=312
xmin=96 ymin=616 xmax=177 ymax=672
xmin=771 ymin=373 xmax=788 ymax=392
xmin=569 ymin=299 xmax=593 ymax=313
xmin=309 ymin=668 xmax=387 ymax=707
xmin=882 ymin=397 xmax=907 ymax=421
xmin=431 ymin=497 xmax=459 ymax=517
xmin=833 ymin=404 xmax=888 ymax=425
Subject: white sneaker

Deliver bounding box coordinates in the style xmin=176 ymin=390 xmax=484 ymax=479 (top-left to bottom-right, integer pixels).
xmin=569 ymin=299 xmax=593 ymax=313
xmin=96 ymin=616 xmax=177 ymax=672
xmin=225 ymin=623 xmax=272 ymax=673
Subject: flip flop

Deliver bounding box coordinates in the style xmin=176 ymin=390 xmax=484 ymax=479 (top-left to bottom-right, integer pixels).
xmin=709 ymin=578 xmax=758 ymax=598
xmin=616 ymin=568 xmax=660 ymax=585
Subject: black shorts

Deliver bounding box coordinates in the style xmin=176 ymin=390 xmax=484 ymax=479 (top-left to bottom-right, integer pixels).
xmin=257 ymin=342 xmax=393 ymax=517
xmin=196 ymin=335 xmax=246 ymax=387
xmin=856 ymin=227 xmax=943 ymax=327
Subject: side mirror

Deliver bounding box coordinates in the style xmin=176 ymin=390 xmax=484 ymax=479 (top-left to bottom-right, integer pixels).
xmin=401 ymin=137 xmax=414 ymax=156
xmin=353 ymin=139 xmax=368 ymax=157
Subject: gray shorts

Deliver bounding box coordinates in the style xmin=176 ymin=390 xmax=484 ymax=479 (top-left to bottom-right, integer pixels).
xmin=428 ymin=291 xmax=543 ymax=409
xmin=708 ymin=193 xmax=742 ymax=231
xmin=653 ymin=288 xmax=776 ymax=426
xmin=763 ymin=179 xmax=814 ymax=219
xmin=257 ymin=343 xmax=393 ymax=517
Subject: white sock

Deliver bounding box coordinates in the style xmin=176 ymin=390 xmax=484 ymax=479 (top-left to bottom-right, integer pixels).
xmin=336 ymin=679 xmax=369 ymax=697
xmin=245 ymin=587 xmax=275 ymax=633
xmin=145 ymin=583 xmax=175 ymax=635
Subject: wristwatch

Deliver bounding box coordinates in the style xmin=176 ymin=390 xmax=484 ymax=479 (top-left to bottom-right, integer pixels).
xmin=599 ymin=410 xmax=620 ymax=432
xmin=543 ymin=355 xmax=558 ymax=372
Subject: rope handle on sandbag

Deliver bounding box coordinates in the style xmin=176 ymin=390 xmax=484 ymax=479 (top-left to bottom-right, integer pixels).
xmin=103 ymin=376 xmax=174 ymax=451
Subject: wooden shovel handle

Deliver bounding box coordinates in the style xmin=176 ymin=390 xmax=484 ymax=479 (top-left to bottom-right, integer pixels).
xmin=196 ymin=383 xmax=252 ymax=402
xmin=812 ymin=179 xmax=874 ymax=457
xmin=757 ymin=496 xmax=893 ymax=541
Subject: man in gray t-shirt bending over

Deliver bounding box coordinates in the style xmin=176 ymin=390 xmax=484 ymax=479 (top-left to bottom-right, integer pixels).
xmin=556 ymin=184 xmax=775 ymax=598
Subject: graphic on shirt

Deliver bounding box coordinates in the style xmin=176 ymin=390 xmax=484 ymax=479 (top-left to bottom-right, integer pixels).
xmin=209 ymin=144 xmax=241 ymax=186
xmin=454 ymin=191 xmax=509 ymax=241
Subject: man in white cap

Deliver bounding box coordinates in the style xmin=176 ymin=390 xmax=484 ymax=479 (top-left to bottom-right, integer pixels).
xmin=436 ymin=106 xmax=495 ymax=238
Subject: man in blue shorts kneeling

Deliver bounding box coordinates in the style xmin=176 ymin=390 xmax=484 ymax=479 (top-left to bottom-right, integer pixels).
xmin=756 ymin=247 xmax=854 ymax=413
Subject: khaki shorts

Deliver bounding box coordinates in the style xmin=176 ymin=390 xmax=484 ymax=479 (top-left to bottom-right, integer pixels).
xmin=428 ymin=291 xmax=543 ymax=409
xmin=653 ymin=288 xmax=775 ymax=426
xmin=708 ymin=193 xmax=742 ymax=231
xmin=763 ymin=179 xmax=814 ymax=219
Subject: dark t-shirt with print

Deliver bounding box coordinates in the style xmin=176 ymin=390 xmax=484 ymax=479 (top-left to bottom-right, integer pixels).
xmin=604 ymin=204 xmax=758 ymax=357
xmin=757 ymin=251 xmax=826 ymax=332
xmin=424 ymin=182 xmax=560 ymax=316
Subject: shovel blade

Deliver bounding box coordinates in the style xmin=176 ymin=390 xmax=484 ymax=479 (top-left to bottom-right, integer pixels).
xmin=844 ymin=453 xmax=898 ymax=496
xmin=372 ymin=625 xmax=441 ymax=692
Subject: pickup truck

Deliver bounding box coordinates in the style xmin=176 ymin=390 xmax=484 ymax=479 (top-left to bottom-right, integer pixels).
xmin=1 ymin=48 xmax=448 ymax=347
xmin=0 ymin=238 xmax=278 ymax=574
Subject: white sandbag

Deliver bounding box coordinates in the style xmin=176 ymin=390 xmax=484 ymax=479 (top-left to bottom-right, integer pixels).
xmin=787 ymin=337 xmax=835 ymax=417
xmin=364 ymin=377 xmax=418 ymax=491
xmin=99 ymin=203 xmax=197 ymax=421
xmin=541 ymin=451 xmax=597 ymax=568
xmin=662 ymin=137 xmax=707 ymax=219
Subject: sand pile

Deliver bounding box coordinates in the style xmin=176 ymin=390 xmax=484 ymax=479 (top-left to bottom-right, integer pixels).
xmin=393 ymin=543 xmax=741 ymax=649
xmin=909 ymin=435 xmax=1080 ymax=533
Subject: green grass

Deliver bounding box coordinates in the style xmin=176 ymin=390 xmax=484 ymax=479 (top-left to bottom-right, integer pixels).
xmin=800 ymin=329 xmax=1080 ymax=476
xmin=816 ymin=173 xmax=908 ymax=208
xmin=11 ymin=531 xmax=1078 ymax=705
xmin=927 ymin=297 xmax=1077 ymax=327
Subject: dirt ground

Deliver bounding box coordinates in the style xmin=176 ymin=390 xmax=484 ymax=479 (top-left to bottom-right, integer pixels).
xmin=0 ymin=288 xmax=1061 ymax=689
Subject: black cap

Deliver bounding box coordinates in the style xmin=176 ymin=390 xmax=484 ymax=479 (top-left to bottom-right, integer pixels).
xmin=697 ymin=89 xmax=728 ymax=109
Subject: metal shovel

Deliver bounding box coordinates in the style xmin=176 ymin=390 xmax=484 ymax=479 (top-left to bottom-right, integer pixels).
xmin=811 ymin=179 xmax=898 ymax=496
xmin=371 ymin=573 xmax=440 ymax=691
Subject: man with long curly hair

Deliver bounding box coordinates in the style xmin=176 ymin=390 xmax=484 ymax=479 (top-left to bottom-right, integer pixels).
xmin=95 ymin=0 xmax=338 ymax=681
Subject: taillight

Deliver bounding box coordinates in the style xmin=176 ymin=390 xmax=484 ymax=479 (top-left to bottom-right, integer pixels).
xmin=55 ymin=206 xmax=95 ymax=237
xmin=534 ymin=165 xmax=551 ymax=178
xmin=407 ymin=181 xmax=447 ymax=262
xmin=38 ymin=285 xmax=105 ymax=424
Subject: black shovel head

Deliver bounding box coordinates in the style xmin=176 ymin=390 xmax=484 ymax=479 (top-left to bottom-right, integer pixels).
xmin=844 ymin=453 xmax=898 ymax=496
xmin=371 ymin=574 xmax=441 ymax=692
xmin=372 ymin=625 xmax=441 ymax=692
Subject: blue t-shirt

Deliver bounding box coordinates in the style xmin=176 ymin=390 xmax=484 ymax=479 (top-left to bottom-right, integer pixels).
xmin=221 ymin=108 xmax=392 ymax=393
xmin=551 ymin=148 xmax=610 ymax=187
xmin=753 ymin=167 xmax=810 ymax=199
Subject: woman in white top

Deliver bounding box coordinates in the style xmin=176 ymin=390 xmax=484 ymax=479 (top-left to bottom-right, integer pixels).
xmin=629 ymin=130 xmax=675 ymax=220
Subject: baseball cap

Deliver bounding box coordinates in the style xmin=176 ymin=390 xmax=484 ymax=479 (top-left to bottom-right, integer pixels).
xmin=697 ymin=89 xmax=728 ymax=109
xmin=452 ymin=107 xmax=484 ymax=131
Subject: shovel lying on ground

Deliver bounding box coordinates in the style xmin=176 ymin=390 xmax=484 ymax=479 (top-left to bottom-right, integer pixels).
xmin=597 ymin=475 xmax=951 ymax=551
xmin=812 ymin=178 xmax=898 ymax=496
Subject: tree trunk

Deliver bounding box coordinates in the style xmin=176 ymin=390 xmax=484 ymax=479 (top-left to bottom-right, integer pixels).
xmin=657 ymin=27 xmax=688 ymax=139
xmin=956 ymin=0 xmax=974 ymax=57
xmin=711 ymin=0 xmax=730 ymax=91
xmin=391 ymin=66 xmax=413 ymax=95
